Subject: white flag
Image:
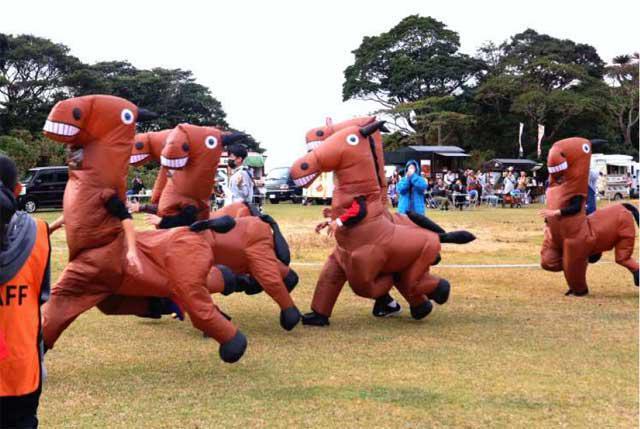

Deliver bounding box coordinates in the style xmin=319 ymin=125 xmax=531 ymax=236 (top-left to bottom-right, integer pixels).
xmin=518 ymin=122 xmax=524 ymax=158
xmin=537 ymin=124 xmax=545 ymax=159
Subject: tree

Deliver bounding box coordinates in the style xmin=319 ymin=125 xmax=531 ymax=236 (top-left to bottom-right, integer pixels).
xmin=471 ymin=30 xmax=607 ymax=158
xmin=603 ymin=53 xmax=639 ymax=146
xmin=343 ymin=15 xmax=484 ymax=132
xmin=0 ymin=34 xmax=80 ymax=134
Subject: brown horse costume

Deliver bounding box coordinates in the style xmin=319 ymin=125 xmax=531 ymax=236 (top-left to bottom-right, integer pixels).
xmin=130 ymin=129 xmax=171 ymax=204
xmin=291 ymin=122 xmax=474 ymax=325
xmin=540 ymin=137 xmax=638 ymax=295
xmin=154 ymin=124 xmax=301 ymax=329
xmin=41 ymin=95 xmax=247 ymax=363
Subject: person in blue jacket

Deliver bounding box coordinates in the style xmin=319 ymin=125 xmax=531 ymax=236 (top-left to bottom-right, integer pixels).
xmin=397 ymin=160 xmax=427 ymax=215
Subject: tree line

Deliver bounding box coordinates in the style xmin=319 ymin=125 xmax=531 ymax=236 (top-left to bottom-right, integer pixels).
xmin=342 ymin=15 xmax=639 ymax=166
xmin=0 ymin=33 xmax=261 ymax=176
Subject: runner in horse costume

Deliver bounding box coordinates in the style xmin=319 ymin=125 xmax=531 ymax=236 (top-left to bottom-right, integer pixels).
xmin=133 ymin=124 xmax=301 ymax=330
xmin=540 ymin=137 xmax=638 ymax=295
xmin=290 ymin=121 xmax=475 ymax=325
xmin=129 ymin=129 xmax=171 ymax=206
xmin=302 ymin=117 xmax=455 ymax=324
xmin=41 ymin=95 xmax=247 ymax=363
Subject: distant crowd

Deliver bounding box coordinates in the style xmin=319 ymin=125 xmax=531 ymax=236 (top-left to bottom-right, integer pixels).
xmin=387 ymin=162 xmax=543 ymax=213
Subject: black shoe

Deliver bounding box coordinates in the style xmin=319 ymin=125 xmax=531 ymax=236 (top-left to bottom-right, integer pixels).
xmin=565 ymin=288 xmax=589 ymax=297
xmin=301 ymin=311 xmax=330 ymax=326
xmin=588 ymin=253 xmax=602 ymax=264
xmin=372 ymin=294 xmax=402 ymax=317
xmin=410 ymin=301 xmax=433 ymax=320
xmin=427 ymin=279 xmax=450 ymax=305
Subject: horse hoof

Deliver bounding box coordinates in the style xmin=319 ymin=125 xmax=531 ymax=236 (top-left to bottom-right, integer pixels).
xmin=219 ymin=331 xmax=247 ymax=363
xmin=588 ymin=253 xmax=602 ymax=264
xmin=280 ymin=306 xmax=302 ymax=331
xmin=410 ymin=301 xmax=433 ymax=320
xmin=634 ymin=270 xmax=639 ymax=287
xmin=242 ymin=276 xmax=264 ymax=295
xmin=284 ymin=269 xmax=299 ymax=292
xmin=301 ymin=311 xmax=330 ymax=327
xmin=216 ymin=265 xmax=237 ymax=296
xmin=432 ymin=254 xmax=442 ymax=266
xmin=428 ymin=279 xmax=450 ymax=305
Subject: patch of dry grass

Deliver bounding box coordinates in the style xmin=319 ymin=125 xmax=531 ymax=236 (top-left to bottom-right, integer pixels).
xmin=34 ymin=201 xmax=638 ymax=428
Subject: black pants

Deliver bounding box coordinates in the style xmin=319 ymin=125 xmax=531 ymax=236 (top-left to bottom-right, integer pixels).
xmin=0 ymin=387 xmax=40 ymax=429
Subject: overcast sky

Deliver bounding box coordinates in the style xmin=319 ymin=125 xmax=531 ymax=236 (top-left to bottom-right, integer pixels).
xmin=2 ymin=0 xmax=638 ymax=169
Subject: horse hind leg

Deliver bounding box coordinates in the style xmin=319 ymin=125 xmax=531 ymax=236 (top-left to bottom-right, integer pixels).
xmin=614 ymin=235 xmax=639 ymax=286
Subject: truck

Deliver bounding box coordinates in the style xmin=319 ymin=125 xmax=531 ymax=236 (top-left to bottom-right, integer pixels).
xmin=302 ymin=172 xmax=334 ymax=205
xmin=590 ymin=154 xmax=636 ymax=200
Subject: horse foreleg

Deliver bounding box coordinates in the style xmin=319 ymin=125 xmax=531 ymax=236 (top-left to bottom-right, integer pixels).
xmin=562 ymin=239 xmax=589 ymax=296
xmin=540 ymin=227 xmax=563 ymax=272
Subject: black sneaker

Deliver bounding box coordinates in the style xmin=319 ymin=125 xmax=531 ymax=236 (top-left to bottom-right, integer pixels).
xmin=372 ymin=294 xmax=402 ymax=318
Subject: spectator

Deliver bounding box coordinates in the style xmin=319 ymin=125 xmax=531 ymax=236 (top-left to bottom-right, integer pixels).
xmin=129 ymin=175 xmax=144 ymax=196
xmin=517 ymin=171 xmax=528 ymax=191
xmin=443 ymin=169 xmax=456 ymax=188
xmin=466 ymin=173 xmax=479 ymax=205
xmin=586 ymin=167 xmax=599 ymax=215
xmin=502 ymin=170 xmax=516 ymax=208
xmin=387 ymin=181 xmax=398 ymax=208
xmin=432 ymin=179 xmax=450 ymax=210
xmin=0 ymin=155 xmax=52 ymax=429
xmin=452 ymin=179 xmax=467 ymax=210
xmin=227 ymin=144 xmax=254 ymax=204
xmin=397 ymin=160 xmax=427 ymax=215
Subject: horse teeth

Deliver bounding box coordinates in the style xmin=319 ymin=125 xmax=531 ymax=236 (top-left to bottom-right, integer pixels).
xmin=161 ymin=156 xmax=188 ymax=169
xmin=43 ymin=120 xmax=80 ymax=136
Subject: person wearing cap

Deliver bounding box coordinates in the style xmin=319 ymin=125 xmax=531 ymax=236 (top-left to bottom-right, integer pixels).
xmin=0 ymin=155 xmax=52 ymax=429
xmin=227 ymin=144 xmax=254 ymax=204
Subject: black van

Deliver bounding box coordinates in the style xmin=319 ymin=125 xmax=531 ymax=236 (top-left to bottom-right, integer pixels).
xmin=264 ymin=166 xmax=303 ymax=204
xmin=18 ymin=166 xmax=69 ymax=213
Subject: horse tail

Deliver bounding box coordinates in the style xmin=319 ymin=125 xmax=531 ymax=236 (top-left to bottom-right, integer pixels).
xmin=259 ymin=214 xmax=291 ymax=266
xmin=438 ymin=231 xmax=476 ymax=244
xmin=407 ymin=211 xmax=446 ymax=234
xmin=622 ymin=203 xmax=639 ymax=226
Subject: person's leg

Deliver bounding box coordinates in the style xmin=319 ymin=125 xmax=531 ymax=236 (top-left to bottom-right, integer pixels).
xmin=303 ymin=250 xmax=347 ymax=326
xmin=0 ymin=386 xmax=41 ymax=428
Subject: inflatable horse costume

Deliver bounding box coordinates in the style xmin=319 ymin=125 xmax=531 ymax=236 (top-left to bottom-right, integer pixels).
xmin=290 ymin=121 xmax=475 ymax=325
xmin=540 ymin=137 xmax=638 ymax=295
xmin=41 ymin=95 xmax=247 ymax=363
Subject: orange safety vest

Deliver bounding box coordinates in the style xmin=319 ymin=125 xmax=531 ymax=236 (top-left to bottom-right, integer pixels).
xmin=0 ymin=218 xmax=50 ymax=396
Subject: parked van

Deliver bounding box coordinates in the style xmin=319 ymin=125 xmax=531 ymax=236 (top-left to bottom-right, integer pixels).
xmin=18 ymin=166 xmax=69 ymax=213
xmin=591 ymin=154 xmax=634 ymax=200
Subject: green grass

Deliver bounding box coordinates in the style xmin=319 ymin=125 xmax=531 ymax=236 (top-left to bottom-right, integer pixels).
xmin=36 ymin=201 xmax=638 ymax=428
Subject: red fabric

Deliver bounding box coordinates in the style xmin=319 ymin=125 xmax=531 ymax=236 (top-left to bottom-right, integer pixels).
xmin=338 ymin=199 xmax=361 ymax=223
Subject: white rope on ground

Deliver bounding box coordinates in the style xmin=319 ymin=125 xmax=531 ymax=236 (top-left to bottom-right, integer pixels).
xmin=291 ymin=262 xmax=613 ymax=269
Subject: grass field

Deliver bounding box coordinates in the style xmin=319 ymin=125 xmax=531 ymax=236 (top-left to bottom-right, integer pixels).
xmin=36 ymin=201 xmax=638 ymax=428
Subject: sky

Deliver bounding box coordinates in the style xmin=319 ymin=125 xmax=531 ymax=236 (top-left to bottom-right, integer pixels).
xmin=2 ymin=0 xmax=638 ymax=170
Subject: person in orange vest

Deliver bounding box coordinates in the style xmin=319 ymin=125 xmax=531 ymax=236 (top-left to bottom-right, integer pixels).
xmin=0 ymin=155 xmax=52 ymax=429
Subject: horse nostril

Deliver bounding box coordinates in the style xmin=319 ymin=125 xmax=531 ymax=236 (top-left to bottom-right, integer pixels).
xmin=72 ymin=108 xmax=82 ymax=120
xmin=301 ymin=162 xmax=309 ymax=171
xmin=182 ymin=143 xmax=190 ymax=152
xmin=560 ymin=152 xmax=566 ymax=157
xmin=135 ymin=142 xmax=144 ymax=150
xmin=315 ymin=130 xmax=324 ymax=137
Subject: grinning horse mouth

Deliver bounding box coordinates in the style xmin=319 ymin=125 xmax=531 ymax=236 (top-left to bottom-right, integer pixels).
xmin=306 ymin=140 xmax=323 ymax=152
xmin=43 ymin=120 xmax=80 ymax=137
xmin=161 ymin=156 xmax=188 ymax=169
xmin=548 ymin=161 xmax=568 ymax=174
xmin=293 ymin=172 xmax=319 ymax=187
xmin=130 ymin=153 xmax=149 ymax=164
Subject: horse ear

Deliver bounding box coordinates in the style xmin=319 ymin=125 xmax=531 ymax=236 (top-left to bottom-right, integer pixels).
xmin=325 ymin=117 xmax=333 ymax=127
xmin=360 ymin=120 xmax=389 ymax=137
xmin=590 ymin=139 xmax=606 ymax=152
xmin=137 ymin=108 xmax=159 ymax=122
xmin=222 ymin=132 xmax=247 ymax=147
